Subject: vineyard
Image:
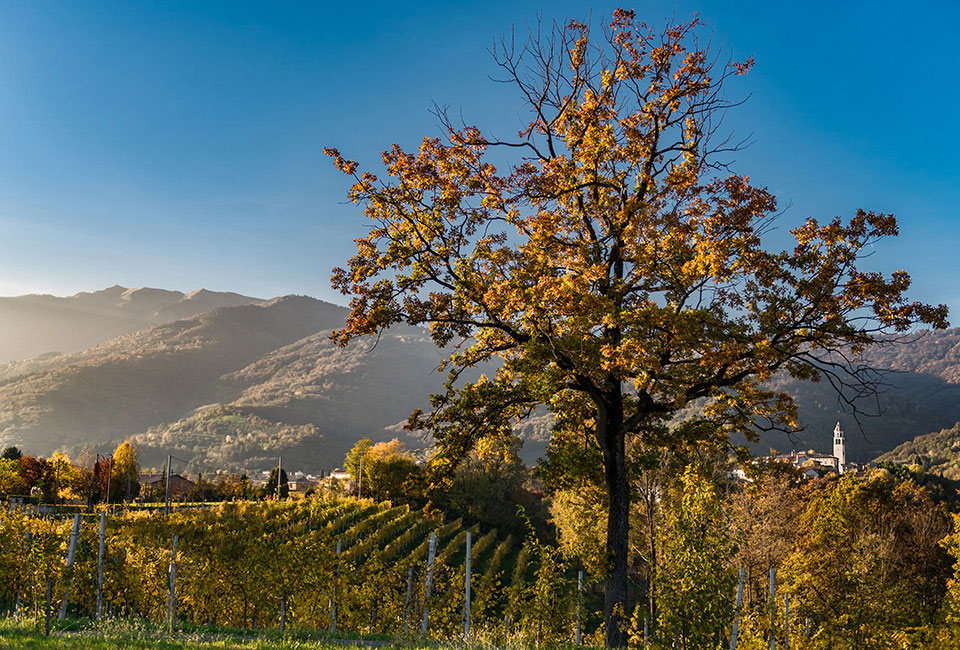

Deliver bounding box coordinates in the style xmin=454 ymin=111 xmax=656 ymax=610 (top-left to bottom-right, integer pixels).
xmin=0 ymin=497 xmax=583 ymax=644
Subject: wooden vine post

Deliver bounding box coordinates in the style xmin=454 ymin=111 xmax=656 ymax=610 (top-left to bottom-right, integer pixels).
xmin=403 ymin=565 xmax=414 ymax=635
xmin=331 ymin=538 xmax=341 ymax=633
xmin=769 ymin=568 xmax=776 ymax=650
xmin=464 ymin=531 xmax=472 ymax=639
xmin=44 ymin=576 xmax=53 ymax=636
xmin=167 ymin=535 xmax=179 ymax=632
xmin=576 ymin=570 xmax=583 ymax=646
xmin=784 ymin=594 xmax=790 ymax=650
xmin=58 ymin=513 xmax=81 ymax=620
xmin=730 ymin=568 xmax=745 ymax=650
xmin=96 ymin=512 xmax=106 ymax=620
xmin=420 ymin=531 xmax=437 ymax=636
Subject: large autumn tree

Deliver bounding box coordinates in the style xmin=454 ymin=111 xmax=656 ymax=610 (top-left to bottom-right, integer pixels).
xmin=326 ymin=10 xmax=947 ymax=647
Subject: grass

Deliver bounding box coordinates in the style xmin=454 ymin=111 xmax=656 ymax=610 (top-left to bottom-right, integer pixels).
xmin=0 ymin=617 xmax=411 ymax=650
xmin=0 ymin=617 xmax=601 ymax=650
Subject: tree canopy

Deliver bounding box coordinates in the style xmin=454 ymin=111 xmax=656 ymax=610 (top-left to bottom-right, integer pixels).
xmin=327 ymin=9 xmax=947 ymax=647
xmin=345 ymin=437 xmax=419 ymax=500
xmin=265 ymin=467 xmax=289 ymax=500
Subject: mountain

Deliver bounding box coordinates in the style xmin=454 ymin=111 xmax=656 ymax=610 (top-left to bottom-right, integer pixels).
xmin=0 ymin=294 xmax=458 ymax=472
xmin=745 ymin=330 xmax=960 ymax=462
xmin=875 ymin=423 xmax=960 ymax=480
xmin=0 ymin=285 xmax=262 ymax=363
xmin=3 ymin=287 xmax=960 ymax=473
xmin=0 ymin=296 xmax=349 ymax=457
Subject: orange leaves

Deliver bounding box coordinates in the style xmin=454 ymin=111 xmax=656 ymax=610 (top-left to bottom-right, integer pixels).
xmin=326 ymin=8 xmax=947 ymax=464
xmin=323 ymin=147 xmax=358 ymax=176
xmin=731 ymin=55 xmax=755 ymax=76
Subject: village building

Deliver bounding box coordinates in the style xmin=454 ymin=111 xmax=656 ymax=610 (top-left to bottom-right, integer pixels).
xmin=287 ymin=472 xmax=317 ymax=494
xmin=139 ymin=473 xmax=196 ymax=498
xmin=734 ymin=422 xmax=867 ymax=480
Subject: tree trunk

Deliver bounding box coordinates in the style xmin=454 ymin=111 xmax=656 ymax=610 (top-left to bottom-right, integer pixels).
xmin=600 ymin=396 xmax=629 ymax=649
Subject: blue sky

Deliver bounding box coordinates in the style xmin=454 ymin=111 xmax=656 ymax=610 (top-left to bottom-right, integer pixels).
xmin=0 ymin=1 xmax=957 ymax=318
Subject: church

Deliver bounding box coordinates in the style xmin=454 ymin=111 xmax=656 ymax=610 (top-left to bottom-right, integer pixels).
xmin=736 ymin=422 xmax=863 ymax=480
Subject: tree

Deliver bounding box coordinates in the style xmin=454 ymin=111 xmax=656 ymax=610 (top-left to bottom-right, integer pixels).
xmin=92 ymin=455 xmax=113 ymax=504
xmin=1 ymin=445 xmax=22 ymax=460
xmin=18 ymin=455 xmax=55 ymax=502
xmin=49 ymin=451 xmax=85 ymax=502
xmin=0 ymin=458 xmax=26 ymax=498
xmin=344 ymin=438 xmax=372 ymax=495
xmin=655 ymin=466 xmax=736 ymax=649
xmin=265 ymin=467 xmax=289 ymax=500
xmin=366 ymin=439 xmax=421 ymax=500
xmin=435 ymin=445 xmax=539 ymax=533
xmin=729 ymin=467 xmax=809 ymax=611
xmin=941 ymin=513 xmax=960 ymax=633
xmin=345 ymin=438 xmax=421 ymax=500
xmin=111 ymin=440 xmax=140 ymax=502
xmin=781 ymin=472 xmax=953 ymax=642
xmin=326 ymin=9 xmax=947 ymax=646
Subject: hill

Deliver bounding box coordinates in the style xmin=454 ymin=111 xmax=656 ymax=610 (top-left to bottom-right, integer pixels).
xmin=130 ymin=325 xmax=459 ymax=471
xmin=0 ymin=285 xmax=262 ymax=364
xmin=875 ymin=422 xmax=960 ymax=480
xmin=4 ymin=286 xmax=960 ymax=472
xmin=0 ymin=296 xmax=351 ymax=461
xmin=0 ymin=294 xmax=467 ymax=472
xmin=747 ymin=330 xmax=960 ymax=461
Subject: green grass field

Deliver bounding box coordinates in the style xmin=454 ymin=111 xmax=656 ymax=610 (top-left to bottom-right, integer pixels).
xmin=0 ymin=618 xmax=413 ymax=650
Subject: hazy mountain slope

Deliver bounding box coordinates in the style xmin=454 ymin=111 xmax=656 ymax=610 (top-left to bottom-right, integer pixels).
xmin=132 ymin=327 xmax=454 ymax=472
xmin=0 ymin=285 xmax=262 ymax=363
xmin=0 ymin=296 xmax=348 ymax=453
xmin=875 ymin=423 xmax=960 ymax=480
xmin=4 ymin=284 xmax=960 ymax=472
xmin=742 ymin=331 xmax=960 ymax=460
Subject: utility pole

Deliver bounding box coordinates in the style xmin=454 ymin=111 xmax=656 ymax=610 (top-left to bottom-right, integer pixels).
xmin=105 ymin=456 xmax=112 ymax=507
xmin=358 ymin=454 xmax=363 ymax=498
xmin=94 ymin=455 xmax=102 ymax=505
xmin=164 ymin=455 xmax=172 ymax=515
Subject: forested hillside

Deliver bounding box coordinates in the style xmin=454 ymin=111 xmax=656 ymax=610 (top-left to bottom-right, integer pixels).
xmin=746 ymin=331 xmax=960 ymax=461
xmin=130 ymin=326 xmax=463 ymax=470
xmin=0 ymin=296 xmax=351 ymax=464
xmin=876 ymin=422 xmax=960 ymax=479
xmin=4 ymin=288 xmax=960 ymax=471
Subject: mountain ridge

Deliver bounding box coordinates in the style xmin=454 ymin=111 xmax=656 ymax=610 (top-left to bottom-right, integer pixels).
xmin=0 ymin=295 xmax=352 ymax=458
xmin=0 ymin=285 xmax=263 ymax=363
xmin=3 ymin=286 xmax=960 ymax=473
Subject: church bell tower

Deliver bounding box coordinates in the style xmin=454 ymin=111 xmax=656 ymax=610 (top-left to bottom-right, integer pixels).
xmin=833 ymin=422 xmax=846 ymax=474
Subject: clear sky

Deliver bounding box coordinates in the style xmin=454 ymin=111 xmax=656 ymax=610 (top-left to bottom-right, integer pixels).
xmin=0 ymin=1 xmax=957 ymax=317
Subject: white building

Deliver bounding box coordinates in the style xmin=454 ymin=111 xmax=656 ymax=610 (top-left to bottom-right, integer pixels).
xmin=736 ymin=421 xmax=854 ymax=480
xmin=833 ymin=422 xmax=846 ymax=474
